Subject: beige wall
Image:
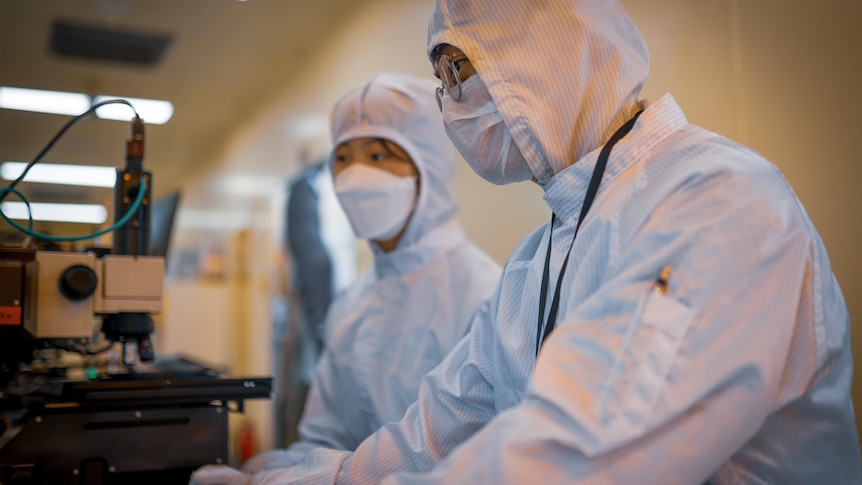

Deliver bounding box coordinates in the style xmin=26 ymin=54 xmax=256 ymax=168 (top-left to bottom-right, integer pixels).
xmin=160 ymin=0 xmax=862 ymax=457
xmin=625 ymin=0 xmax=862 ymax=441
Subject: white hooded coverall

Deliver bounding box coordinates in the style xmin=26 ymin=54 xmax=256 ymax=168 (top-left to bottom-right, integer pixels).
xmin=242 ymin=72 xmax=501 ymax=472
xmin=200 ymin=1 xmax=861 ymax=484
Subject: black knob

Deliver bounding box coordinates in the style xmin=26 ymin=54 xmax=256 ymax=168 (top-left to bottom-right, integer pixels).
xmin=138 ymin=336 xmax=155 ymax=362
xmin=59 ymin=264 xmax=98 ymax=301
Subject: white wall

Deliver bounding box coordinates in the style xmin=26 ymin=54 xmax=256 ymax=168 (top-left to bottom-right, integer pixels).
xmin=161 ymin=0 xmax=862 ymax=458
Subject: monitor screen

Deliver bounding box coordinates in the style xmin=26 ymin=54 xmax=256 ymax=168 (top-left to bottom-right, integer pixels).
xmin=149 ymin=191 xmax=180 ymax=260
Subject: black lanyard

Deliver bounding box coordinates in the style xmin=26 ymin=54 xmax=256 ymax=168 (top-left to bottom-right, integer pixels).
xmin=535 ymin=110 xmax=643 ymax=355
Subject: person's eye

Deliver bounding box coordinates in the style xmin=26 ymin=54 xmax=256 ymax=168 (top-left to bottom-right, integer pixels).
xmin=371 ymin=152 xmax=388 ymax=161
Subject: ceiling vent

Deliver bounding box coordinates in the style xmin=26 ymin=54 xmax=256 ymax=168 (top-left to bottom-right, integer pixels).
xmin=49 ymin=21 xmax=172 ymax=66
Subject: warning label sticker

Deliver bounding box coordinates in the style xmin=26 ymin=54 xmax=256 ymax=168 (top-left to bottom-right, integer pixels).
xmin=0 ymin=306 xmax=22 ymax=325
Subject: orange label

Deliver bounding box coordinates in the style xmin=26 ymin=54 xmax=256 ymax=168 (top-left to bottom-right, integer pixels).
xmin=0 ymin=306 xmax=22 ymax=325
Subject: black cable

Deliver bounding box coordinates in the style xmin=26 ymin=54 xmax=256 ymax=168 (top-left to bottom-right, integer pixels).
xmin=0 ymin=98 xmax=140 ymax=202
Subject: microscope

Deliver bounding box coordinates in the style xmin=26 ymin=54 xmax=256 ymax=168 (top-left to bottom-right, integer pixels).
xmin=0 ymin=113 xmax=271 ymax=484
xmin=0 ymin=117 xmax=162 ymax=376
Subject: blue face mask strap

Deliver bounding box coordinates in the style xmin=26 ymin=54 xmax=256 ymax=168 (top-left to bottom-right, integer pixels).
xmin=535 ymin=109 xmax=644 ymax=356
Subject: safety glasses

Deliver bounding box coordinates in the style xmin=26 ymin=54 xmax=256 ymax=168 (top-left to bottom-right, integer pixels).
xmin=434 ymin=52 xmax=469 ymax=110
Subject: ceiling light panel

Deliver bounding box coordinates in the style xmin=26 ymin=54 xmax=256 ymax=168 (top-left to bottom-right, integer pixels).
xmin=1 ymin=162 xmax=116 ymax=188
xmin=1 ymin=202 xmax=108 ymax=224
xmin=0 ymin=86 xmax=91 ymax=116
xmin=94 ymin=95 xmax=173 ymax=124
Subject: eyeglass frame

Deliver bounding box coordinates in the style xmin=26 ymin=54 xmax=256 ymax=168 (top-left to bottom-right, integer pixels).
xmin=434 ymin=52 xmax=470 ymax=110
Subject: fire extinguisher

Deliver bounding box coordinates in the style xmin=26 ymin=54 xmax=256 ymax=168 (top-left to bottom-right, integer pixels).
xmin=239 ymin=421 xmax=256 ymax=464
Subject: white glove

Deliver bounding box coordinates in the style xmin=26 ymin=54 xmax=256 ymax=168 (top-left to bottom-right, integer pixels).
xmin=189 ymin=464 xmax=251 ymax=485
xmin=241 ymin=446 xmax=312 ymax=474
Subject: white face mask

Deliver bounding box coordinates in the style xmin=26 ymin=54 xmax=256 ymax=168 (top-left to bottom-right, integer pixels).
xmin=441 ymin=75 xmax=534 ymax=185
xmin=333 ymin=163 xmax=417 ymax=241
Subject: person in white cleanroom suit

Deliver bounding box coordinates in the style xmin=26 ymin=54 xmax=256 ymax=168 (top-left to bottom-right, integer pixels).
xmin=190 ymin=72 xmax=501 ymax=484
xmin=192 ymin=0 xmax=861 ymax=484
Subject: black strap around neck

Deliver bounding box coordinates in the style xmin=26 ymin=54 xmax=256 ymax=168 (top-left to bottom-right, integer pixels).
xmin=535 ymin=110 xmax=643 ymax=356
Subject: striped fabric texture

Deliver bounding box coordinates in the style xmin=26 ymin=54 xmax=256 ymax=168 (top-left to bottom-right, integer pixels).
xmin=251 ymin=0 xmax=860 ymax=483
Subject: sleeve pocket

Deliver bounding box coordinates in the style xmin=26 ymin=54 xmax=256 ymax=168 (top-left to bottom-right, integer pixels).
xmin=599 ymin=291 xmax=695 ymax=445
